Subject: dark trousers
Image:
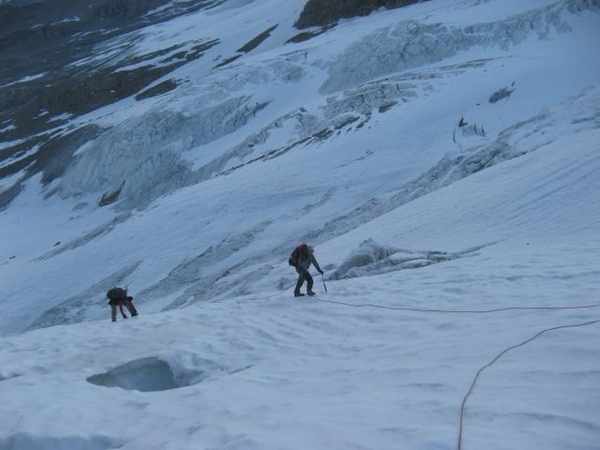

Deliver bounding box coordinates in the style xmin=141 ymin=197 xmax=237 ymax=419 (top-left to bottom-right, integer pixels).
xmin=110 ymin=300 xmax=138 ymax=321
xmin=110 ymin=301 xmax=126 ymax=321
xmin=124 ymin=299 xmax=138 ymax=316
xmin=294 ymin=267 xmax=313 ymax=294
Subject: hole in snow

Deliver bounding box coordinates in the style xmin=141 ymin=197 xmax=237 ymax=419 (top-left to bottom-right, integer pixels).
xmin=86 ymin=356 xmax=216 ymax=392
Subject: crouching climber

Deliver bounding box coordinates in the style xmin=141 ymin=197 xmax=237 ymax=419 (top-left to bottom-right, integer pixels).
xmin=107 ymin=287 xmax=138 ymax=322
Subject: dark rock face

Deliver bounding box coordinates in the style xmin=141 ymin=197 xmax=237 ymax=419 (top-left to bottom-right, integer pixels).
xmin=0 ymin=0 xmax=171 ymax=86
xmin=0 ymin=0 xmax=221 ymax=207
xmin=0 ymin=0 xmax=220 ymax=140
xmin=295 ymin=0 xmax=425 ymax=29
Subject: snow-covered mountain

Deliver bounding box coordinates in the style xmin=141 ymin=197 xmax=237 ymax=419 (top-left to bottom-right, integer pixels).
xmin=1 ymin=0 xmax=599 ymax=449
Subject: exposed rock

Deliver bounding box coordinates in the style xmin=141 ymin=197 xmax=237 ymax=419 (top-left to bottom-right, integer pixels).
xmin=0 ymin=0 xmax=221 ymax=210
xmin=295 ymin=0 xmax=425 ymax=29
xmin=0 ymin=0 xmax=221 ymax=141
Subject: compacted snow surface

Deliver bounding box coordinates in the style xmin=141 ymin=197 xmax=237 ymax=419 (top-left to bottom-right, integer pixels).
xmin=0 ymin=0 xmax=599 ymax=449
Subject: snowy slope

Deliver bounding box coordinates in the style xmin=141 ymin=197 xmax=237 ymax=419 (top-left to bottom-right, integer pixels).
xmin=0 ymin=0 xmax=599 ymax=449
xmin=2 ymin=0 xmax=599 ymax=333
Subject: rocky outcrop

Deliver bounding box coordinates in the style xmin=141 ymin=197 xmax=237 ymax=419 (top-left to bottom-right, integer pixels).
xmin=0 ymin=0 xmax=220 ymax=141
xmin=0 ymin=0 xmax=220 ymax=207
xmin=295 ymin=0 xmax=425 ymax=29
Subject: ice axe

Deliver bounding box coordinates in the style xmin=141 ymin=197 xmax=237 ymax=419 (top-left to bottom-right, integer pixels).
xmin=321 ymin=273 xmax=327 ymax=293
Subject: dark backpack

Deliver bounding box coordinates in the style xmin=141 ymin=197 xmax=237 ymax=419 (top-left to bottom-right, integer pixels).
xmin=288 ymin=244 xmax=307 ymax=266
xmin=107 ymin=287 xmax=127 ymax=301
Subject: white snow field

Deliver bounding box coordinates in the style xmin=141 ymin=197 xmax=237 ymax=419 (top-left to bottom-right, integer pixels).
xmin=0 ymin=0 xmax=599 ymax=449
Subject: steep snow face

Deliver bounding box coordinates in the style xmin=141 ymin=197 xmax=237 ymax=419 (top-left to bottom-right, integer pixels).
xmin=319 ymin=0 xmax=589 ymax=93
xmin=53 ymin=0 xmax=600 ymax=212
xmin=0 ymin=0 xmax=599 ymax=335
xmin=0 ymin=2 xmax=599 ymax=447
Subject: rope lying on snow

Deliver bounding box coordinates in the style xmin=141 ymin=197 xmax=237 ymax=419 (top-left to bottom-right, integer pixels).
xmin=241 ymin=290 xmax=599 ymax=448
xmin=310 ymin=296 xmax=600 ymax=449
xmin=457 ymin=318 xmax=600 ymax=450
xmin=316 ymin=298 xmax=600 ymax=314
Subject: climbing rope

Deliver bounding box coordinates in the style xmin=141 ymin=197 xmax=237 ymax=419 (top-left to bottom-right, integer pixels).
xmin=457 ymin=318 xmax=600 ymax=450
xmin=224 ymin=284 xmax=600 ymax=449
xmin=311 ymin=296 xmax=600 ymax=449
xmin=316 ymin=298 xmax=600 ymax=314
